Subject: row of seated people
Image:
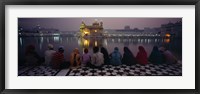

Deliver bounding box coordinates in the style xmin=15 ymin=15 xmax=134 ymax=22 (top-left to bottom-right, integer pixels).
xmin=24 ymin=44 xmax=178 ymax=69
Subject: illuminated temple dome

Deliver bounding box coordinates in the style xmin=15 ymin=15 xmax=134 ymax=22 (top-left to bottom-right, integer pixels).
xmin=80 ymin=19 xmax=103 ymax=37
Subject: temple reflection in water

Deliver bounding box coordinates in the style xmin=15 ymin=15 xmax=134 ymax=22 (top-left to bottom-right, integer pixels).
xmin=78 ymin=38 xmax=104 ymax=48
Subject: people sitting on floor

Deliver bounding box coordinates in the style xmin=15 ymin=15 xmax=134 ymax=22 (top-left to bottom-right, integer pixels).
xmin=51 ymin=46 xmax=69 ymax=69
xmin=44 ymin=44 xmax=56 ymax=66
xmin=100 ymin=47 xmax=110 ymax=65
xmin=70 ymin=48 xmax=81 ymax=67
xmin=159 ymin=47 xmax=178 ymax=64
xmin=149 ymin=46 xmax=163 ymax=64
xmin=90 ymin=47 xmax=104 ymax=68
xmin=81 ymin=48 xmax=91 ymax=67
xmin=25 ymin=44 xmax=42 ymax=66
xmin=110 ymin=47 xmax=122 ymax=66
xmin=122 ymin=47 xmax=137 ymax=65
xmin=136 ymin=46 xmax=148 ymax=65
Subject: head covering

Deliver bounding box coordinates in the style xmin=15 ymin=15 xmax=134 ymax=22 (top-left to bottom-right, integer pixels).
xmin=159 ymin=47 xmax=166 ymax=52
xmin=48 ymin=44 xmax=54 ymax=49
xmin=124 ymin=47 xmax=129 ymax=53
xmin=153 ymin=46 xmax=159 ymax=51
xmin=114 ymin=47 xmax=119 ymax=51
xmin=73 ymin=48 xmax=79 ymax=54
xmin=58 ymin=46 xmax=64 ymax=52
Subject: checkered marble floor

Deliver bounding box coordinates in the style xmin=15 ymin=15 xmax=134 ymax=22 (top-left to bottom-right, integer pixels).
xmin=18 ymin=63 xmax=182 ymax=76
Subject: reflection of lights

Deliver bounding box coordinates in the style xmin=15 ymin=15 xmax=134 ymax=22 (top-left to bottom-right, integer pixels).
xmin=148 ymin=39 xmax=150 ymax=43
xmin=47 ymin=37 xmax=49 ymax=43
xmin=54 ymin=36 xmax=60 ymax=42
xmin=95 ymin=41 xmax=97 ymax=46
xmin=138 ymin=39 xmax=140 ymax=42
xmin=40 ymin=37 xmax=44 ymax=43
xmin=112 ymin=39 xmax=114 ymax=42
xmin=118 ymin=39 xmax=121 ymax=42
xmin=84 ymin=39 xmax=90 ymax=47
xmin=66 ymin=37 xmax=68 ymax=41
xmin=141 ymin=39 xmax=143 ymax=43
xmin=39 ymin=37 xmax=44 ymax=50
xmin=20 ymin=37 xmax=22 ymax=46
xmin=155 ymin=39 xmax=157 ymax=42
xmin=164 ymin=39 xmax=170 ymax=43
xmin=104 ymin=39 xmax=108 ymax=46
xmin=78 ymin=39 xmax=81 ymax=45
xmin=53 ymin=33 xmax=60 ymax=36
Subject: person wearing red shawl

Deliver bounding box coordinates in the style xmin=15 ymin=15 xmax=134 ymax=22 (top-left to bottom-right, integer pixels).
xmin=51 ymin=47 xmax=65 ymax=69
xmin=136 ymin=46 xmax=148 ymax=65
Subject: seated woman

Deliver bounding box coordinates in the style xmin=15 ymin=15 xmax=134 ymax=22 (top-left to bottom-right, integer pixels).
xmin=51 ymin=47 xmax=67 ymax=69
xmin=90 ymin=47 xmax=104 ymax=68
xmin=159 ymin=47 xmax=178 ymax=64
xmin=25 ymin=45 xmax=42 ymax=66
xmin=81 ymin=48 xmax=91 ymax=67
xmin=136 ymin=46 xmax=148 ymax=65
xmin=110 ymin=47 xmax=122 ymax=66
xmin=149 ymin=46 xmax=163 ymax=64
xmin=100 ymin=47 xmax=110 ymax=65
xmin=70 ymin=48 xmax=81 ymax=67
xmin=122 ymin=47 xmax=137 ymax=65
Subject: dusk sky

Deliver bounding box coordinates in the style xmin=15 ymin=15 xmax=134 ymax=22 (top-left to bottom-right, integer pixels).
xmin=18 ymin=18 xmax=181 ymax=31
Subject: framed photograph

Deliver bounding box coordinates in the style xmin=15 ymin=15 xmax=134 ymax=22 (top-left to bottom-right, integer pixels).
xmin=0 ymin=0 xmax=199 ymax=94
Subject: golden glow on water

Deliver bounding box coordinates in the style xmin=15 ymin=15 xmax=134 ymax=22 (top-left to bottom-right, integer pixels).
xmin=165 ymin=33 xmax=171 ymax=37
xmin=164 ymin=38 xmax=170 ymax=43
xmin=95 ymin=41 xmax=98 ymax=46
xmin=83 ymin=39 xmax=90 ymax=47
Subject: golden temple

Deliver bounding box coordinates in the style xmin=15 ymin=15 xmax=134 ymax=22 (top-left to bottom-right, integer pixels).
xmin=80 ymin=19 xmax=103 ymax=37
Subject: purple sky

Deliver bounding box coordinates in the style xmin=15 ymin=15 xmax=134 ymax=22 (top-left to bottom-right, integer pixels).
xmin=18 ymin=18 xmax=181 ymax=31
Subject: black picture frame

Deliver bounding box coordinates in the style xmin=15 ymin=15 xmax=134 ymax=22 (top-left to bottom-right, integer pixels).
xmin=0 ymin=0 xmax=199 ymax=94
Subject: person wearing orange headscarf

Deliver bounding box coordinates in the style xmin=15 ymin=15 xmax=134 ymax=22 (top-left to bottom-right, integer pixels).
xmin=70 ymin=48 xmax=81 ymax=67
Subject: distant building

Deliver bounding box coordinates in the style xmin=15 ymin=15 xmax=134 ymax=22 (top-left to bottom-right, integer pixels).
xmin=33 ymin=25 xmax=59 ymax=33
xmin=116 ymin=27 xmax=143 ymax=32
xmin=80 ymin=19 xmax=103 ymax=37
xmin=161 ymin=21 xmax=182 ymax=37
xmin=124 ymin=25 xmax=131 ymax=30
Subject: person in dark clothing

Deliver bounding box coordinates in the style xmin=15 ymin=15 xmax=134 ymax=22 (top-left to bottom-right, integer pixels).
xmin=122 ymin=47 xmax=137 ymax=65
xmin=100 ymin=47 xmax=110 ymax=65
xmin=25 ymin=45 xmax=42 ymax=66
xmin=149 ymin=46 xmax=163 ymax=64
